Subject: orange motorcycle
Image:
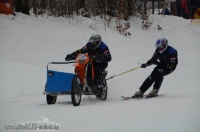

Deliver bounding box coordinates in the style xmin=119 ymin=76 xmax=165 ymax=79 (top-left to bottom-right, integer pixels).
xmin=69 ymin=53 xmax=108 ymax=106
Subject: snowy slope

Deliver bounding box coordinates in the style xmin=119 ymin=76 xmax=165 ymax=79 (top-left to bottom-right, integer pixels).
xmin=0 ymin=13 xmax=200 ymax=132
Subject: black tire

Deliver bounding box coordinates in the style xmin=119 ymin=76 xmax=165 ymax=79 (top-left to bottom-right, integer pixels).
xmin=96 ymin=80 xmax=107 ymax=101
xmin=45 ymin=83 xmax=57 ymax=105
xmin=101 ymin=89 xmax=107 ymax=101
xmin=46 ymin=95 xmax=57 ymax=105
xmin=71 ymin=75 xmax=82 ymax=106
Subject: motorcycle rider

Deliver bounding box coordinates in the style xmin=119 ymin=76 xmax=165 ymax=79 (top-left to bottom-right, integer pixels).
xmin=133 ymin=38 xmax=178 ymax=98
xmin=65 ymin=34 xmax=112 ymax=88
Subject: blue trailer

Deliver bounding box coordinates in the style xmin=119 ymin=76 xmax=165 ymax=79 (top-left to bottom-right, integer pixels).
xmin=43 ymin=62 xmax=75 ymax=105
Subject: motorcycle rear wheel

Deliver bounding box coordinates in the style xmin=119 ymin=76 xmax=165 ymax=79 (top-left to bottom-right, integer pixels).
xmin=96 ymin=81 xmax=107 ymax=101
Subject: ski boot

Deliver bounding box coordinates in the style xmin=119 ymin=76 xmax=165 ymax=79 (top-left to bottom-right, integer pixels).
xmin=146 ymin=89 xmax=159 ymax=98
xmin=132 ymin=90 xmax=143 ymax=98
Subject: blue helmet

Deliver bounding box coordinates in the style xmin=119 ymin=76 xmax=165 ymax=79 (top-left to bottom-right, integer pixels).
xmin=155 ymin=38 xmax=168 ymax=53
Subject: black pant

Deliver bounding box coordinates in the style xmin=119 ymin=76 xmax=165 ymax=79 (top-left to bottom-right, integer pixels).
xmin=93 ymin=62 xmax=108 ymax=80
xmin=139 ymin=65 xmax=176 ymax=93
xmin=86 ymin=62 xmax=107 ymax=86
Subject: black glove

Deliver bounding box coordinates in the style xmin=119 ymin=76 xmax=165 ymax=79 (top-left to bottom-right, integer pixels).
xmin=65 ymin=54 xmax=72 ymax=61
xmin=141 ymin=63 xmax=147 ymax=68
xmin=65 ymin=54 xmax=75 ymax=61
xmin=95 ymin=55 xmax=104 ymax=62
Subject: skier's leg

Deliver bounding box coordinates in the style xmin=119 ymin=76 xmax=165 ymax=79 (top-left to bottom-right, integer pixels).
xmin=133 ymin=67 xmax=158 ymax=98
xmin=139 ymin=75 xmax=155 ymax=93
xmin=139 ymin=67 xmax=158 ymax=93
xmin=148 ymin=67 xmax=176 ymax=97
xmin=133 ymin=76 xmax=154 ymax=98
xmin=153 ymin=66 xmax=176 ymax=90
xmin=147 ymin=69 xmax=164 ymax=97
xmin=153 ymin=69 xmax=164 ymax=89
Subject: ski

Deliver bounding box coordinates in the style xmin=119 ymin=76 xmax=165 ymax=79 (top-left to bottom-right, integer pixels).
xmin=121 ymin=96 xmax=133 ymax=100
xmin=121 ymin=94 xmax=165 ymax=100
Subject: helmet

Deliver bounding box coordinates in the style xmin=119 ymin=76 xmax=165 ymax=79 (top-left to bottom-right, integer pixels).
xmin=89 ymin=34 xmax=102 ymax=49
xmin=155 ymin=38 xmax=168 ymax=53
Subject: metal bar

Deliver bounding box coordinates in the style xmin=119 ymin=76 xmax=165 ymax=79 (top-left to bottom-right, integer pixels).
xmin=47 ymin=61 xmax=76 ymax=70
xmin=51 ymin=61 xmax=76 ymax=64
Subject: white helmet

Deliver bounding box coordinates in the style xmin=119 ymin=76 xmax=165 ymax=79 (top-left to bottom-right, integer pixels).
xmin=155 ymin=38 xmax=168 ymax=53
xmin=89 ymin=34 xmax=102 ymax=49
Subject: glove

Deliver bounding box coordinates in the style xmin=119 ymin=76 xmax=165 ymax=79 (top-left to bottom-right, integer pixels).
xmin=141 ymin=63 xmax=147 ymax=68
xmin=65 ymin=54 xmax=72 ymax=61
xmin=95 ymin=55 xmax=104 ymax=62
xmin=65 ymin=54 xmax=75 ymax=61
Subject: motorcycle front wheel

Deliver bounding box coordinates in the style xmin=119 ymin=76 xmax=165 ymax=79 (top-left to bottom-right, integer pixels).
xmin=71 ymin=75 xmax=82 ymax=106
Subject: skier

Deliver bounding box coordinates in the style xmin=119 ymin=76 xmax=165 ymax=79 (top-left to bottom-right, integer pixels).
xmin=133 ymin=38 xmax=178 ymax=98
xmin=65 ymin=34 xmax=112 ymax=88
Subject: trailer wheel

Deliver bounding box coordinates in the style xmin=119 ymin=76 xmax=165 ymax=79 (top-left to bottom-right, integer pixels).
xmin=46 ymin=95 xmax=57 ymax=105
xmin=45 ymin=83 xmax=57 ymax=105
xmin=71 ymin=75 xmax=82 ymax=106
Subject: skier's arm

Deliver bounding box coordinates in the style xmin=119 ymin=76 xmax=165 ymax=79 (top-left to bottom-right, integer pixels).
xmin=141 ymin=51 xmax=158 ymax=68
xmin=146 ymin=51 xmax=159 ymax=66
xmin=146 ymin=57 xmax=157 ymax=66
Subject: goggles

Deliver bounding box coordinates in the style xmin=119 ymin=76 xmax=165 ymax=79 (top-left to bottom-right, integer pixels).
xmin=157 ymin=45 xmax=165 ymax=50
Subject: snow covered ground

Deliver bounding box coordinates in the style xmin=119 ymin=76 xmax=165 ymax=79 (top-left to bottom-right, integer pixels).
xmin=0 ymin=12 xmax=200 ymax=132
